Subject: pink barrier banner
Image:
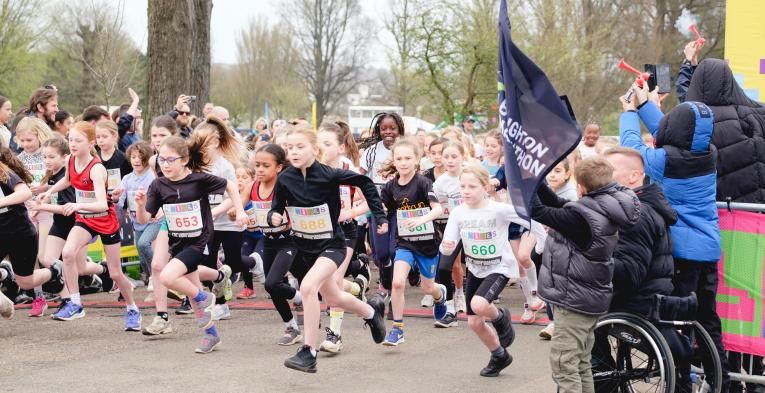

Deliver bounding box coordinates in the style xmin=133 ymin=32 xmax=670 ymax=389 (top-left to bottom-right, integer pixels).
xmin=717 ymin=208 xmax=765 ymax=356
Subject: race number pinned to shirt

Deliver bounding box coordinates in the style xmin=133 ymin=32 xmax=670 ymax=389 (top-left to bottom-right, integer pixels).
xmin=339 ymin=185 xmax=352 ymax=210
xmin=253 ymin=201 xmax=288 ymax=234
xmin=462 ymin=229 xmax=501 ymax=266
xmin=208 ymin=194 xmax=224 ymax=208
xmin=27 ymin=162 xmax=46 ymax=188
xmin=396 ymin=208 xmax=434 ymax=240
xmin=75 ymin=189 xmax=106 ymax=218
xmin=245 ymin=205 xmax=258 ymax=230
xmin=437 ymin=197 xmax=463 ymax=221
xmin=127 ymin=190 xmax=138 ymax=218
xmin=164 ymin=200 xmax=204 ymax=237
xmin=286 ymin=204 xmax=332 ymax=239
xmin=106 ymin=168 xmax=121 ymax=192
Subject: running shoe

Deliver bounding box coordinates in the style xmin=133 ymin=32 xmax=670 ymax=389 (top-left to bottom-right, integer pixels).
xmin=249 ymin=252 xmax=265 ymax=284
xmin=529 ymin=294 xmax=546 ymax=312
xmin=212 ymin=265 xmax=232 ymax=300
xmin=382 ymin=326 xmax=404 ymax=346
xmin=480 ymin=349 xmax=513 ymax=377
xmin=364 ymin=295 xmax=387 ymax=344
xmin=212 ymin=304 xmax=231 ymax=321
xmin=433 ymin=284 xmax=448 ymax=321
xmin=125 ymin=309 xmax=142 ymax=331
xmin=0 ymin=288 xmax=14 ymax=319
xmin=48 ymin=261 xmax=65 ymax=294
xmin=284 ymin=345 xmax=317 ymax=373
xmin=142 ymin=316 xmax=174 ymax=336
xmin=195 ymin=333 xmax=221 ymax=354
xmin=52 ymin=301 xmax=84 ymax=321
xmin=193 ymin=292 xmax=215 ymax=329
xmin=420 ymin=294 xmax=434 ymax=307
xmin=29 ymin=296 xmax=48 ymax=317
xmin=319 ymin=327 xmax=343 ymax=353
xmin=353 ymin=275 xmax=368 ymax=302
xmin=454 ymin=290 xmax=467 ymax=313
xmin=520 ymin=303 xmax=536 ymax=324
xmin=434 ymin=312 xmax=458 ymax=328
xmin=167 ymin=289 xmax=184 ymax=302
xmin=278 ymin=326 xmax=303 ymax=346
xmin=539 ymin=322 xmax=554 ymax=340
xmin=236 ymin=287 xmax=256 ymax=299
xmin=15 ymin=292 xmax=33 ymax=305
xmin=146 ymin=277 xmax=153 ymax=292
xmin=144 ymin=293 xmax=154 ymax=303
xmin=492 ymin=308 xmax=515 ymax=348
xmin=175 ymin=297 xmax=193 ymax=315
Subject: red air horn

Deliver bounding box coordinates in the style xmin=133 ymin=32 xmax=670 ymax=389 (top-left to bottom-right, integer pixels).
xmin=618 ymin=58 xmax=651 ymax=88
xmin=689 ymin=24 xmax=705 ymax=45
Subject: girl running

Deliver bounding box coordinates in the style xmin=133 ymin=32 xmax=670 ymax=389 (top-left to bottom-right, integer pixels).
xmin=243 ymin=144 xmax=305 ymax=346
xmin=0 ymin=147 xmax=65 ymax=319
xmin=317 ymin=121 xmax=371 ymax=354
xmin=134 ymin=135 xmax=249 ymax=353
xmin=481 ymin=130 xmax=503 ymax=177
xmin=234 ymin=164 xmax=260 ymax=300
xmin=39 ymin=121 xmax=139 ymax=329
xmin=440 ymin=165 xmax=522 ymax=377
xmin=379 ymin=138 xmax=446 ymax=346
xmin=433 ymin=141 xmax=467 ymax=327
xmin=95 ymin=119 xmax=132 ymax=197
xmin=268 ymin=128 xmax=388 ymax=372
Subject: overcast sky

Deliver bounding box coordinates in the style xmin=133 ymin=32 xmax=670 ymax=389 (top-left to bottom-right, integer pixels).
xmin=122 ymin=0 xmax=390 ymax=65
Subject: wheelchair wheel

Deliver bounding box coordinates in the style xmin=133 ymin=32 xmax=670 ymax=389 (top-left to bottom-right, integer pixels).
xmin=592 ymin=313 xmax=675 ymax=393
xmin=687 ymin=321 xmax=722 ymax=393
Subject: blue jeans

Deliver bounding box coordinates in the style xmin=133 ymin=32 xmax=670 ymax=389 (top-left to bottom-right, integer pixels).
xmin=134 ymin=221 xmax=162 ymax=277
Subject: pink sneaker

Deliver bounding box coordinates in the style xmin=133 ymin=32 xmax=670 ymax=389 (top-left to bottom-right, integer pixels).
xmin=29 ymin=296 xmax=48 ymax=317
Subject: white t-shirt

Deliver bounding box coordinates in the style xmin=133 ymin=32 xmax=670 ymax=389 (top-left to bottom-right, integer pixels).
xmin=432 ymin=173 xmax=461 ymax=223
xmin=207 ymin=155 xmax=243 ymax=232
xmin=360 ymin=141 xmax=391 ymax=187
xmin=578 ymin=143 xmax=600 ymax=159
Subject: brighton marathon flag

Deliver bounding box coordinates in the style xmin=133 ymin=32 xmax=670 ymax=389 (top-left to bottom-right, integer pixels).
xmin=497 ymin=0 xmax=581 ymax=220
xmin=716 ymin=208 xmax=765 ymax=356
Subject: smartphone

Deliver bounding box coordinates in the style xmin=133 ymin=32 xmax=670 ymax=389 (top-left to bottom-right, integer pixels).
xmin=188 ymin=95 xmax=197 ymax=103
xmin=644 ymin=64 xmax=671 ymax=94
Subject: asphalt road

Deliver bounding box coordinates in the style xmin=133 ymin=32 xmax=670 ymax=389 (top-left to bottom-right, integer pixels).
xmin=1 ymin=280 xmax=557 ymax=393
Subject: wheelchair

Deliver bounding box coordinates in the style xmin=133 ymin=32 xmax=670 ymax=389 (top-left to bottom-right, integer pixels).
xmin=592 ymin=292 xmax=723 ymax=393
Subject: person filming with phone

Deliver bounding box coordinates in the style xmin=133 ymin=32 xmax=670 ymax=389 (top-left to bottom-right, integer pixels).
xmin=167 ymin=94 xmax=195 ymax=139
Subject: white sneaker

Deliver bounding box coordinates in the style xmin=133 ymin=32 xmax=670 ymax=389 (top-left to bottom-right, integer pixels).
xmin=529 ymin=296 xmax=545 ymax=312
xmin=420 ymin=294 xmax=434 ymax=307
xmin=539 ymin=322 xmax=554 ymax=340
xmin=212 ymin=304 xmax=231 ymax=321
xmin=520 ymin=303 xmax=536 ymax=324
xmin=249 ymin=252 xmax=265 ymax=284
xmin=146 ymin=277 xmax=154 ymax=292
xmin=454 ymin=291 xmax=467 ymax=313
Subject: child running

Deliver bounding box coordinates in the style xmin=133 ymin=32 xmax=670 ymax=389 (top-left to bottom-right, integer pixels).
xmin=268 ymin=128 xmax=388 ymax=373
xmin=134 ymin=135 xmax=249 ymax=353
xmin=379 ymin=138 xmax=446 ymax=346
xmin=234 ymin=164 xmax=260 ymax=300
xmin=0 ymin=147 xmax=65 ymax=319
xmin=440 ymin=165 xmax=522 ymax=377
xmin=39 ymin=121 xmax=139 ymax=329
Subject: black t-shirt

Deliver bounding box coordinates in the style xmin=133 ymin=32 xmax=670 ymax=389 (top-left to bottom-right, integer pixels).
xmin=0 ymin=171 xmax=35 ymax=235
xmin=99 ymin=149 xmax=132 ymax=192
xmin=145 ymin=172 xmax=227 ymax=256
xmin=380 ymin=173 xmax=439 ymax=256
xmin=49 ymin=167 xmax=76 ymax=205
xmin=422 ymin=167 xmax=436 ymax=182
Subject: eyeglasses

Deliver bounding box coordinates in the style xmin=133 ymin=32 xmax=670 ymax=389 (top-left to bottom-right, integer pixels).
xmin=158 ymin=156 xmax=184 ymax=165
xmin=177 ymin=111 xmax=190 ymax=116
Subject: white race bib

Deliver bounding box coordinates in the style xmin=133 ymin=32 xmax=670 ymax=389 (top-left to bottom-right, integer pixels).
xmin=339 ymin=185 xmax=352 ymax=211
xmin=286 ymin=204 xmax=332 ymax=239
xmin=106 ymin=168 xmax=121 ymax=191
xmin=75 ymin=189 xmax=106 ymax=218
xmin=396 ymin=208 xmax=434 ymax=240
xmin=437 ymin=197 xmax=463 ymax=221
xmin=461 ymin=229 xmax=502 ymax=266
xmin=127 ymin=190 xmax=138 ymax=216
xmin=27 ymin=163 xmax=46 ymax=188
xmin=164 ymin=200 xmax=204 ymax=237
xmin=208 ymin=193 xmax=224 ymax=208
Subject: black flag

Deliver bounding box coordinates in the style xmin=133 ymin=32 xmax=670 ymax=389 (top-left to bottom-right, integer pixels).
xmin=497 ymin=0 xmax=581 ymax=220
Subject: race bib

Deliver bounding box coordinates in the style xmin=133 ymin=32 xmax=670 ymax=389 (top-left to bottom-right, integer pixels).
xmin=244 ymin=205 xmax=258 ymax=230
xmin=75 ymin=189 xmax=106 ymax=218
xmin=462 ymin=229 xmax=501 ymax=266
xmin=106 ymin=168 xmax=121 ymax=191
xmin=208 ymin=193 xmax=224 ymax=208
xmin=251 ymin=200 xmax=288 ymax=234
xmin=339 ymin=185 xmax=352 ymax=210
xmin=27 ymin=162 xmax=46 ymax=188
xmin=396 ymin=208 xmax=434 ymax=240
xmin=164 ymin=200 xmax=204 ymax=237
xmin=437 ymin=197 xmax=463 ymax=221
xmin=127 ymin=190 xmax=138 ymax=217
xmin=50 ymin=192 xmax=58 ymax=205
xmin=286 ymin=204 xmax=332 ymax=239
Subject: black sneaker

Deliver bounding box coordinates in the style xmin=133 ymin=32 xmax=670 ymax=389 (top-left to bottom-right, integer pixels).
xmin=284 ymin=345 xmax=317 ymax=373
xmin=364 ymin=295 xmax=387 ymax=344
xmin=492 ymin=308 xmax=515 ymax=348
xmin=15 ymin=292 xmax=33 ymax=305
xmin=47 ymin=262 xmax=65 ymax=294
xmin=175 ymin=297 xmax=193 ymax=315
xmin=480 ymin=349 xmax=513 ymax=377
xmin=434 ymin=312 xmax=458 ymax=328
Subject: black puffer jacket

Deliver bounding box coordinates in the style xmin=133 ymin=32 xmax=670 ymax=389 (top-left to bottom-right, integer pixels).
xmin=610 ymin=183 xmax=678 ymax=317
xmin=682 ymin=59 xmax=765 ymax=203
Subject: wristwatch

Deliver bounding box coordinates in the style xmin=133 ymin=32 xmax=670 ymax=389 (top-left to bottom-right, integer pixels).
xmin=682 ymin=59 xmax=693 ymax=66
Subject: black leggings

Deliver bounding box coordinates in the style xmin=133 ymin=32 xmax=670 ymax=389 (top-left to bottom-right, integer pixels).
xmin=240 ymin=234 xmax=264 ymax=290
xmin=369 ymin=214 xmax=395 ymax=291
xmin=263 ymin=236 xmax=306 ymax=323
xmin=436 ymin=240 xmax=463 ymax=301
xmin=206 ymin=230 xmax=244 ymax=304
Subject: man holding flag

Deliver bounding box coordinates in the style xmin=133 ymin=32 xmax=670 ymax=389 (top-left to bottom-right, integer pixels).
xmin=497 ymin=1 xmax=640 ymax=392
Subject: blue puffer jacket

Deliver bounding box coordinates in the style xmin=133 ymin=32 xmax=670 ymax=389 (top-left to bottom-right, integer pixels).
xmin=619 ymin=101 xmax=721 ymax=262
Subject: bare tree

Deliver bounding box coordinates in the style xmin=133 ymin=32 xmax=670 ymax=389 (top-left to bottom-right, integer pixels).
xmin=283 ymin=0 xmax=370 ymax=125
xmin=0 ymin=0 xmax=42 ymax=101
xmin=385 ymin=0 xmax=418 ymax=115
